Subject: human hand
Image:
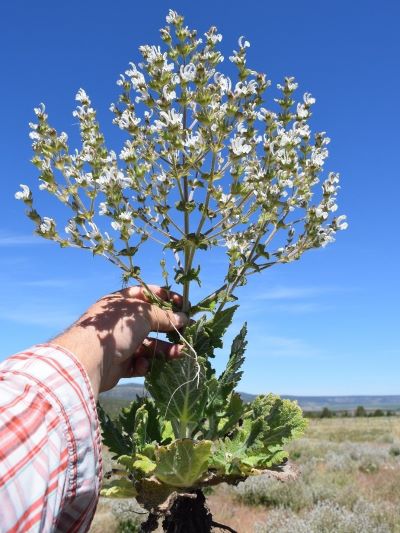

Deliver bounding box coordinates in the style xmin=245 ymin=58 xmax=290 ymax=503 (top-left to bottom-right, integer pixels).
xmin=54 ymin=285 xmax=188 ymax=398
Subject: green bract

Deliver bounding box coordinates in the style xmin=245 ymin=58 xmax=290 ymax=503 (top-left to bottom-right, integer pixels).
xmin=18 ymin=7 xmax=344 ymax=520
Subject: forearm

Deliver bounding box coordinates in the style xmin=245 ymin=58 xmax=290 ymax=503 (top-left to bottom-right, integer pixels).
xmin=54 ymin=325 xmax=103 ymax=400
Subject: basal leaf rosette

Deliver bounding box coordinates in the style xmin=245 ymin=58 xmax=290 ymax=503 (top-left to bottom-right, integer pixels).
xmin=99 ymin=312 xmax=307 ymax=509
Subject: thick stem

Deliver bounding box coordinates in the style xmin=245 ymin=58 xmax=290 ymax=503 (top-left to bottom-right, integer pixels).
xmin=161 ymin=490 xmax=213 ymax=533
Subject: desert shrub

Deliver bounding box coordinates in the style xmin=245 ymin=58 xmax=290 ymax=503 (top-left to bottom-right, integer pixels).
xmin=371 ymin=409 xmax=385 ymax=417
xmin=320 ymin=407 xmax=334 ymax=418
xmin=117 ymin=518 xmax=141 ymax=533
xmin=389 ymin=444 xmax=400 ymax=457
xmin=255 ymin=499 xmax=397 ymax=533
xmin=355 ymin=406 xmax=367 ymax=417
xmin=234 ymin=476 xmax=313 ymax=512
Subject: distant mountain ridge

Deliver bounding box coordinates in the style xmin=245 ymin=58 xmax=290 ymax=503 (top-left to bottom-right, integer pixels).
xmin=100 ymin=384 xmax=400 ymax=411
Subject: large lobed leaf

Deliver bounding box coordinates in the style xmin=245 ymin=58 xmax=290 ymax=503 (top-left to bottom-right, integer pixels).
xmin=154 ymin=439 xmax=212 ymax=487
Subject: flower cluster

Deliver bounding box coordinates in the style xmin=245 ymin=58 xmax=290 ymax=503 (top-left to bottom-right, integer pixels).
xmin=17 ymin=10 xmax=346 ymax=307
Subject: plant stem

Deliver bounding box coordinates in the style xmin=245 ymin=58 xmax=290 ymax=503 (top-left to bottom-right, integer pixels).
xmin=182 ymin=103 xmax=191 ymax=313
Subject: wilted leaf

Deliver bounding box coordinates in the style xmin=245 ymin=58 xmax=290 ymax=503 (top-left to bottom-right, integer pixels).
xmin=100 ymin=478 xmax=137 ymax=498
xmin=133 ymin=454 xmax=157 ymax=475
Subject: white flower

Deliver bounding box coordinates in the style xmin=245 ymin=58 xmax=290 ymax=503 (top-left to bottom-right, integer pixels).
xmin=139 ymin=45 xmax=174 ymax=71
xmin=234 ymin=80 xmax=257 ymax=97
xmin=157 ymin=171 xmax=168 ymax=182
xmin=120 ymin=141 xmax=136 ymax=161
xmin=286 ymin=77 xmax=298 ymax=91
xmin=75 ymin=88 xmax=90 ymax=104
xmin=230 ymin=137 xmax=252 ymax=156
xmin=125 ymin=63 xmax=146 ymax=89
xmin=29 ymin=131 xmax=41 ymax=141
xmin=72 ymin=105 xmax=95 ymax=120
xmin=277 ymin=77 xmax=298 ymax=92
xmin=86 ymin=222 xmax=101 ymax=239
xmin=98 ymin=202 xmax=108 ymax=215
xmin=111 ymin=221 xmax=123 ymax=232
xmin=229 ymin=53 xmax=241 ymax=65
xmin=116 ymin=171 xmax=131 ymax=189
xmin=33 ymin=103 xmax=46 ymax=118
xmin=166 ymin=9 xmax=179 ymax=23
xmin=154 ymin=109 xmax=183 ymax=130
xmin=220 ymin=193 xmax=232 ymax=204
xmin=336 ymin=215 xmax=348 ymax=230
xmin=58 ymin=132 xmax=68 ymax=143
xmin=303 ymin=92 xmax=316 ymax=105
xmin=65 ymin=220 xmax=77 ymax=234
xmin=238 ymin=36 xmax=250 ymax=48
xmin=294 ymin=123 xmax=311 ymax=138
xmin=315 ymin=207 xmax=328 ymax=219
xmin=214 ymin=73 xmax=232 ymax=93
xmin=162 ymin=86 xmax=176 ymax=101
xmin=139 ymin=45 xmax=162 ymax=64
xmin=15 ymin=184 xmax=31 ymax=201
xmin=310 ymin=148 xmax=328 ymax=167
xmin=40 ymin=217 xmax=54 ymax=233
xmin=115 ymin=109 xmax=141 ymax=130
xmin=205 ymin=29 xmax=222 ymax=45
xmin=184 ymin=131 xmax=202 ymax=149
xmin=297 ymin=103 xmax=309 ymax=119
xmin=119 ymin=210 xmax=132 ymax=221
xmin=180 ymin=64 xmax=196 ymax=82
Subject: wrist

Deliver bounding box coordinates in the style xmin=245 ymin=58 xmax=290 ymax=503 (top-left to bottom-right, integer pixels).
xmin=54 ymin=325 xmax=103 ymax=399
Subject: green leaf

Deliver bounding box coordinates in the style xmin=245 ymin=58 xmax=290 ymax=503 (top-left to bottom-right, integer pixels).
xmin=154 ymin=439 xmax=212 ymax=488
xmin=118 ymin=396 xmax=147 ymax=436
xmin=117 ymin=454 xmax=135 ymax=472
xmin=100 ymin=478 xmax=137 ymax=498
xmin=217 ymin=392 xmax=246 ymax=437
xmin=194 ymin=306 xmax=239 ymax=358
xmin=132 ymin=401 xmax=163 ymax=452
xmin=118 ymin=246 xmax=138 ymax=256
xmin=133 ymin=454 xmax=157 ymax=475
xmin=210 ymin=435 xmax=250 ymax=476
xmin=161 ymin=421 xmax=174 ymax=443
xmin=218 ymin=323 xmax=247 ymax=400
xmin=174 ymin=265 xmax=201 ymax=286
xmin=146 ymin=351 xmax=208 ymax=439
xmin=97 ymin=402 xmax=132 ymax=458
xmin=250 ymin=394 xmax=308 ymax=446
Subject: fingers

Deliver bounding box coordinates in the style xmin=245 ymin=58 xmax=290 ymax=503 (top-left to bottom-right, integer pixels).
xmin=118 ymin=285 xmax=184 ymax=308
xmin=136 ymin=337 xmax=183 ymax=360
xmin=123 ymin=338 xmax=184 ymax=377
xmin=146 ymin=304 xmax=188 ymax=332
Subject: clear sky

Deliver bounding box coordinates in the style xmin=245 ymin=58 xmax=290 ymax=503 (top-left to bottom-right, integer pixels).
xmin=1 ymin=0 xmax=399 ymax=396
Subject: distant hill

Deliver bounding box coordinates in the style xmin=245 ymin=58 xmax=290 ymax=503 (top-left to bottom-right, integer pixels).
xmin=100 ymin=384 xmax=400 ymax=414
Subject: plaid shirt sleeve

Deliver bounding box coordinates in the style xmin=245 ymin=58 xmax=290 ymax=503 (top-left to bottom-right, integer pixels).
xmin=0 ymin=343 xmax=103 ymax=533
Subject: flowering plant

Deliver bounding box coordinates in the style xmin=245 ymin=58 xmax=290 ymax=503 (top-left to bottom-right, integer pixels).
xmin=17 ymin=10 xmax=346 ymax=531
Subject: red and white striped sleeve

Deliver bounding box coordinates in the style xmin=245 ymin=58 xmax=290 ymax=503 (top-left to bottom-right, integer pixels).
xmin=0 ymin=343 xmax=103 ymax=532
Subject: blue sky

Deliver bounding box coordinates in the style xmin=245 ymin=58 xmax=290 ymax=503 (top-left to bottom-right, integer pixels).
xmin=1 ymin=0 xmax=399 ymax=395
